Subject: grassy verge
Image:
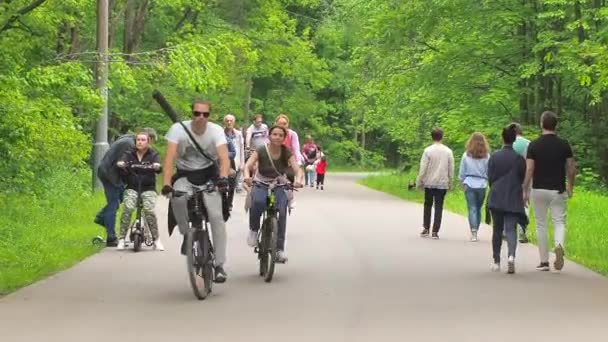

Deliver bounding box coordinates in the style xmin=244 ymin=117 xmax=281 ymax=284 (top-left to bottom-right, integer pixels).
xmin=0 ymin=170 xmax=106 ymax=295
xmin=329 ymin=164 xmax=389 ymax=173
xmin=360 ymin=171 xmax=608 ymax=276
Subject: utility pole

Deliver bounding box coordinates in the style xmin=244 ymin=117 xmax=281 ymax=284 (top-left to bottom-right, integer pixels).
xmin=92 ymin=0 xmax=109 ymax=191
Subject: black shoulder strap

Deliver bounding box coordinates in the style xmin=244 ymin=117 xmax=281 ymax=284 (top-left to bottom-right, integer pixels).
xmin=179 ymin=122 xmax=217 ymax=167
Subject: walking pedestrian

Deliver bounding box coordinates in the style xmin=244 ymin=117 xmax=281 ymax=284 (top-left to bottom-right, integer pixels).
xmin=487 ymin=124 xmax=527 ymax=274
xmin=459 ymin=132 xmax=490 ymax=242
xmin=415 ymin=128 xmax=454 ymax=239
xmin=512 ymin=122 xmax=531 ymax=243
xmin=523 ymin=111 xmax=576 ymax=272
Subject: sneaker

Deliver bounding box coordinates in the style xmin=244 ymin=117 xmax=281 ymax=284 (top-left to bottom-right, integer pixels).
xmin=507 ymin=256 xmax=515 ymax=274
xmin=491 ymin=263 xmax=500 ymax=272
xmin=431 ymin=232 xmax=439 ymax=239
xmin=106 ymin=237 xmax=118 ymax=247
xmin=554 ymin=245 xmax=565 ymax=271
xmin=247 ymin=230 xmax=258 ymax=247
xmin=321 ymin=186 xmax=324 ymax=190
xmin=519 ymin=235 xmax=529 ymax=243
xmin=471 ymin=231 xmax=478 ymax=242
xmin=214 ymin=266 xmax=227 ymax=283
xmin=153 ymin=239 xmax=165 ymax=251
xmin=276 ymin=250 xmax=288 ymax=263
xmin=116 ymin=239 xmax=126 ymax=250
xmin=420 ymin=228 xmax=430 ymax=238
xmin=536 ymin=262 xmax=550 ymax=271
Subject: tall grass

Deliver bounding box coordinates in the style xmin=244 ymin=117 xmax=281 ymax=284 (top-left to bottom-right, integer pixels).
xmin=0 ymin=169 xmax=105 ymax=295
xmin=360 ymin=171 xmax=608 ymax=275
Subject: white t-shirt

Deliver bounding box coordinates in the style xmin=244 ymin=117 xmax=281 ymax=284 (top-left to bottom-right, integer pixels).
xmin=166 ymin=121 xmax=227 ymax=171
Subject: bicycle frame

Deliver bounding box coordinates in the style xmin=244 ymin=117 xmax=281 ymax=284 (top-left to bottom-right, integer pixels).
xmin=126 ymin=163 xmax=155 ymax=247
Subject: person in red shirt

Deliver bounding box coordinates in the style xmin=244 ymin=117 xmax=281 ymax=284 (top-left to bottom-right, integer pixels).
xmin=315 ymin=156 xmax=327 ymax=190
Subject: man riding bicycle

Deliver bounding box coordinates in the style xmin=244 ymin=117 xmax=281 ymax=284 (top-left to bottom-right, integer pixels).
xmin=162 ymin=100 xmax=231 ymax=283
xmin=243 ymin=125 xmax=303 ymax=263
xmin=116 ymin=131 xmax=163 ymax=251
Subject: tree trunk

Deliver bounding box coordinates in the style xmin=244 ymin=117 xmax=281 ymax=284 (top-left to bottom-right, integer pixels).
xmin=123 ymin=0 xmax=148 ymax=63
xmin=243 ymin=77 xmax=252 ymax=129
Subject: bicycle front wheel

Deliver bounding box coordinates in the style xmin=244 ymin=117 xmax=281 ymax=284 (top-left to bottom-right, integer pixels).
xmin=264 ymin=216 xmax=279 ymax=283
xmin=133 ymin=222 xmax=142 ymax=252
xmin=186 ymin=229 xmax=211 ymax=300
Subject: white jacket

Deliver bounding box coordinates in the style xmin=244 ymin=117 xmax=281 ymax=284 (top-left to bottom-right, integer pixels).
xmin=416 ymin=143 xmax=454 ymax=190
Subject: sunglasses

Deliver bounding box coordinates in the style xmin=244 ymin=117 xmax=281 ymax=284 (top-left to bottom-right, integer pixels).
xmin=193 ymin=111 xmax=210 ymax=118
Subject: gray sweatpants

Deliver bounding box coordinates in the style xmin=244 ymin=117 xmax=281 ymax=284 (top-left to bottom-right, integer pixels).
xmin=532 ymin=189 xmax=568 ymax=263
xmin=170 ymin=177 xmax=227 ymax=266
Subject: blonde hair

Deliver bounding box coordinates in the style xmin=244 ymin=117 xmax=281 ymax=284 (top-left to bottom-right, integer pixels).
xmin=465 ymin=132 xmax=490 ymax=159
xmin=275 ymin=114 xmax=290 ymax=127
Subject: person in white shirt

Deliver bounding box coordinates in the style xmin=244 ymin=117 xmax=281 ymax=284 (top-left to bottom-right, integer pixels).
xmin=245 ymin=114 xmax=269 ymax=158
xmin=415 ymin=128 xmax=454 ymax=239
xmin=224 ymin=114 xmax=245 ymax=206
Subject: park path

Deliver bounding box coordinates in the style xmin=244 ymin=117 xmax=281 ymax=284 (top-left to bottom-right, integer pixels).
xmin=1 ymin=173 xmax=607 ymax=341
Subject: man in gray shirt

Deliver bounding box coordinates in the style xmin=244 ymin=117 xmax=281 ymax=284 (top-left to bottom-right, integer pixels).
xmin=162 ymin=100 xmax=231 ymax=283
xmin=245 ymin=114 xmax=268 ymax=157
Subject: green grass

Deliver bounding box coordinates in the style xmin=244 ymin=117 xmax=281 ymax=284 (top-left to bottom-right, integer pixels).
xmin=329 ymin=164 xmax=390 ymax=173
xmin=360 ymin=171 xmax=608 ymax=276
xmin=0 ymin=171 xmax=106 ymax=295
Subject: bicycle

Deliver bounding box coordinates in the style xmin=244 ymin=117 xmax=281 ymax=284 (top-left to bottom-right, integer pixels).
xmin=252 ymin=180 xmax=296 ymax=283
xmin=177 ymin=180 xmax=217 ymax=300
xmin=122 ymin=163 xmax=156 ymax=252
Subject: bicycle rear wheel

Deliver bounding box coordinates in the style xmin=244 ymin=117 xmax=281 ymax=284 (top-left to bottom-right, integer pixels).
xmin=186 ymin=228 xmax=212 ymax=300
xmin=264 ymin=216 xmax=279 ymax=283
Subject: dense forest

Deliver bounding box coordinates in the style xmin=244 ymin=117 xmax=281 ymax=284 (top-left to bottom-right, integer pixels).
xmin=2 ymin=0 xmax=608 ymax=195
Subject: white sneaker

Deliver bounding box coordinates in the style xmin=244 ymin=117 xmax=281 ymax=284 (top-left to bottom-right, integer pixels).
xmin=277 ymin=250 xmax=288 ymax=263
xmin=507 ymin=256 xmax=515 ymax=274
xmin=117 ymin=239 xmax=126 ymax=250
xmin=471 ymin=231 xmax=478 ymax=242
xmin=153 ymin=239 xmax=165 ymax=251
xmin=491 ymin=263 xmax=500 ymax=272
xmin=247 ymin=230 xmax=258 ymax=247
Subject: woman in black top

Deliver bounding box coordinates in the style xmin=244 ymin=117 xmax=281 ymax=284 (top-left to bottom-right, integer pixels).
xmin=116 ymin=132 xmax=163 ymax=251
xmin=487 ymin=124 xmax=528 ymax=274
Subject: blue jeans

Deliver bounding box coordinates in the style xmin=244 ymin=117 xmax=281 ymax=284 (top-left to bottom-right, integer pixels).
xmin=464 ymin=186 xmax=486 ymax=231
xmin=96 ymin=180 xmax=124 ymax=240
xmin=249 ymin=184 xmax=289 ymax=250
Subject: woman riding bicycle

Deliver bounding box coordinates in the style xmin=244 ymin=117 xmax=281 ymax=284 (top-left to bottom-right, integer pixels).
xmin=243 ymin=125 xmax=303 ymax=263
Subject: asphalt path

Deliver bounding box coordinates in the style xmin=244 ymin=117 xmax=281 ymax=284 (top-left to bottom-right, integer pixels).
xmin=1 ymin=173 xmax=607 ymax=341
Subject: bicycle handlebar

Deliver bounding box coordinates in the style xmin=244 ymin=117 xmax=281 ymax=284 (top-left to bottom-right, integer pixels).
xmin=252 ymin=180 xmax=298 ymax=191
xmin=119 ymin=162 xmax=158 ymax=170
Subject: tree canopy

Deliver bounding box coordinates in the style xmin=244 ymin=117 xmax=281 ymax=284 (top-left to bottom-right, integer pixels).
xmin=2 ymin=0 xmax=608 ymax=193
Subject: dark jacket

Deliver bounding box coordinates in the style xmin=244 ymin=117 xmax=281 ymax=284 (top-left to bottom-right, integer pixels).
xmin=97 ymin=134 xmax=135 ymax=187
xmin=118 ymin=148 xmax=161 ymax=193
xmin=487 ymin=146 xmax=527 ymax=221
